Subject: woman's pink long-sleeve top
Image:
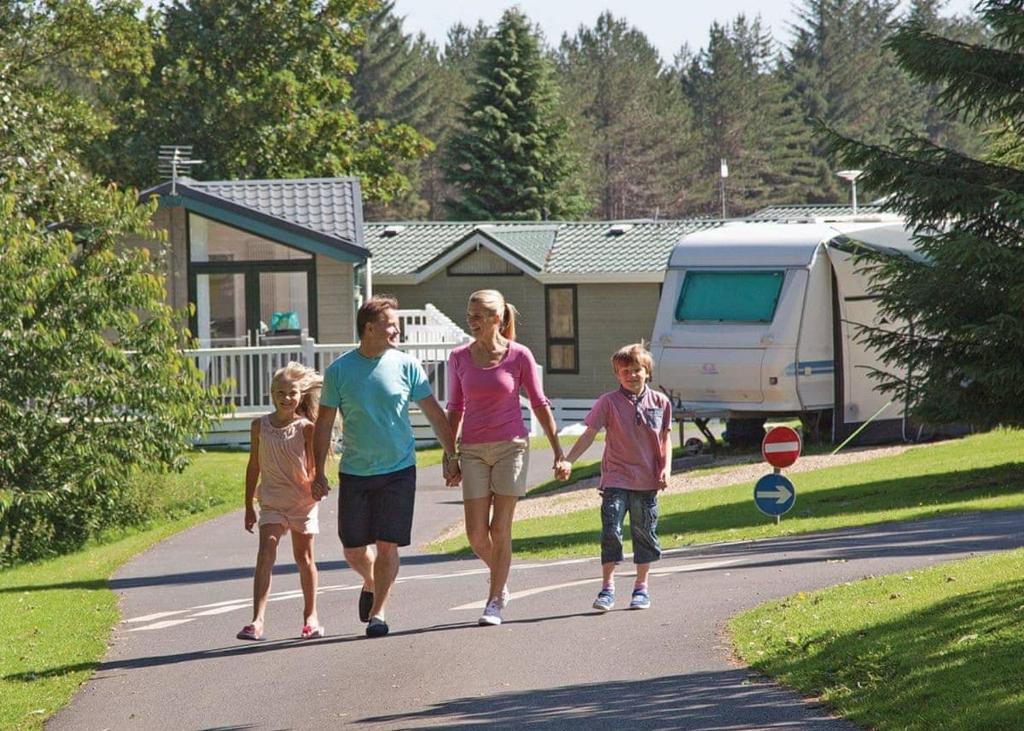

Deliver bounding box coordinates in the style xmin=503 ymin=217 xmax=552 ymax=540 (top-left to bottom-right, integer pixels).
xmin=446 ymin=341 xmax=550 ymax=444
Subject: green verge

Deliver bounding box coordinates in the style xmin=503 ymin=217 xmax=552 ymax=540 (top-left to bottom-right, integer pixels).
xmin=729 ymin=549 xmax=1024 ymax=730
xmin=430 ymin=429 xmax=1024 ymax=558
xmin=0 ymin=450 xmax=248 ymax=731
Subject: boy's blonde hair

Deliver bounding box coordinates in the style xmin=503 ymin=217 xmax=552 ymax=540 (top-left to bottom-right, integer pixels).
xmin=610 ymin=342 xmax=654 ymax=377
xmin=271 ymin=361 xmax=323 ymax=421
xmin=469 ymin=289 xmax=518 ymax=341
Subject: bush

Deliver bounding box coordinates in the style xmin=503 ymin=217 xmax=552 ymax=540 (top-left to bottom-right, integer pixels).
xmin=0 ymin=182 xmax=226 ymax=565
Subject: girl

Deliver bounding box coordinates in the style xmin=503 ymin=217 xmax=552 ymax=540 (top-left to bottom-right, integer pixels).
xmin=238 ymin=361 xmax=325 ymax=641
xmin=446 ymin=289 xmax=564 ymax=626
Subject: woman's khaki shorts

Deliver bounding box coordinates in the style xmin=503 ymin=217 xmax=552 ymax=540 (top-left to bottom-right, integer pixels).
xmin=460 ymin=438 xmax=530 ymax=500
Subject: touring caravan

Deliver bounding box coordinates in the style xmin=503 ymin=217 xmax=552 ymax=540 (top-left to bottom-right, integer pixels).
xmin=651 ymin=219 xmax=918 ymax=445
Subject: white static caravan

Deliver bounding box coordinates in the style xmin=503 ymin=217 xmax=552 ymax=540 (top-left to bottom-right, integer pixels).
xmin=651 ymin=219 xmax=916 ymax=444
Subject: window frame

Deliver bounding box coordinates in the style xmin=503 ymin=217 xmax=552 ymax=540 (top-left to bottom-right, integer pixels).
xmin=674 ymin=269 xmax=785 ymax=324
xmin=544 ymin=284 xmax=579 ymax=374
xmin=186 ymin=212 xmax=318 ymax=344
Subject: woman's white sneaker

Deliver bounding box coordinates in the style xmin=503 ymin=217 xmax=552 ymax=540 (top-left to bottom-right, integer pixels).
xmin=478 ymin=598 xmax=503 ymax=626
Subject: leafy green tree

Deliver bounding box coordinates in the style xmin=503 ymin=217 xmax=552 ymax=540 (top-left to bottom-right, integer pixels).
xmin=0 ymin=0 xmax=153 ymax=221
xmin=556 ymin=12 xmax=695 ymax=219
xmin=0 ymin=7 xmax=224 ymax=563
xmin=101 ymin=0 xmax=430 ymax=202
xmin=680 ymin=16 xmax=834 ymax=216
xmin=828 ymin=0 xmax=1024 ymax=428
xmin=443 ymin=8 xmax=588 ymax=220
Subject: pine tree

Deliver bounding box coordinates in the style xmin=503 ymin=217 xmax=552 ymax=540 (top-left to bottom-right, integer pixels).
xmin=556 ymin=12 xmax=695 ymax=219
xmin=443 ymin=8 xmax=588 ymax=220
xmin=420 ymin=22 xmax=491 ymax=218
xmin=350 ymin=2 xmax=445 ymax=219
xmin=828 ymin=0 xmax=1024 ymax=427
xmin=788 ymin=0 xmax=920 ymax=156
xmin=680 ymin=16 xmax=832 ymax=216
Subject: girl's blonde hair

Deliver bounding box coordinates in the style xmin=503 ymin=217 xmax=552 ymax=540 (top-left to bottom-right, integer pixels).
xmin=271 ymin=361 xmax=323 ymax=421
xmin=469 ymin=289 xmax=518 ymax=340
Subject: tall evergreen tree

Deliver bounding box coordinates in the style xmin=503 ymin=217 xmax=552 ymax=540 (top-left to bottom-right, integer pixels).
xmin=680 ymin=16 xmax=832 ymax=216
xmin=418 ymin=22 xmax=491 ymax=219
xmin=903 ymin=0 xmax=990 ymax=155
xmin=829 ymin=0 xmax=1024 ymax=427
xmin=556 ymin=12 xmax=695 ymax=219
xmin=350 ymin=2 xmax=444 ymax=218
xmin=443 ymin=8 xmax=588 ymax=220
xmin=788 ymin=0 xmax=919 ymax=156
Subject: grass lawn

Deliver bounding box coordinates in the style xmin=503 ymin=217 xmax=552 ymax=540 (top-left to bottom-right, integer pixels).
xmin=730 ymin=548 xmax=1024 ymax=730
xmin=431 ymin=429 xmax=1024 ymax=558
xmin=0 ymin=450 xmax=248 ymax=731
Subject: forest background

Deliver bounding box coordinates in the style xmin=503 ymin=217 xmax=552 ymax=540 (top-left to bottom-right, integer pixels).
xmin=62 ymin=0 xmax=992 ymax=221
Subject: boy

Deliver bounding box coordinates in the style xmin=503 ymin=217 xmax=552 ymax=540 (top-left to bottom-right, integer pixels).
xmin=555 ymin=343 xmax=672 ymax=611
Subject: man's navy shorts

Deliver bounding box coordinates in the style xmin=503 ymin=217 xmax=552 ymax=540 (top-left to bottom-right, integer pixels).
xmin=337 ymin=465 xmax=416 ymax=548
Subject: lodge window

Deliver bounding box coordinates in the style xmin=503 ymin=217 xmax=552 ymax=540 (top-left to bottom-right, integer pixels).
xmin=545 ymin=285 xmax=578 ymax=374
xmin=187 ymin=213 xmax=317 ymax=347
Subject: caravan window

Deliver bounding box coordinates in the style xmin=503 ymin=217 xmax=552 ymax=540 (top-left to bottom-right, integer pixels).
xmin=675 ymin=270 xmax=784 ymax=323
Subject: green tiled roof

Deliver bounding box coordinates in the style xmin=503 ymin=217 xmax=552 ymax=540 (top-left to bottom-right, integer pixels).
xmin=363 ymin=219 xmax=724 ymax=277
xmin=545 ymin=220 xmax=721 ymax=274
xmin=748 ymin=203 xmax=889 ymax=220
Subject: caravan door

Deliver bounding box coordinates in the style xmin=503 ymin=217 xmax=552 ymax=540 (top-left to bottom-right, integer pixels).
xmin=826 ymin=237 xmax=907 ymax=441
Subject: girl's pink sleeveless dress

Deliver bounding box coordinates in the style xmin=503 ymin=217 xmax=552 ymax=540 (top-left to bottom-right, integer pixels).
xmin=256 ymin=415 xmax=319 ymax=534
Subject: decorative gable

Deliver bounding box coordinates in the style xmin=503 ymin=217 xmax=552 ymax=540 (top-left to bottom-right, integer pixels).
xmin=447 ymin=247 xmax=524 ymax=276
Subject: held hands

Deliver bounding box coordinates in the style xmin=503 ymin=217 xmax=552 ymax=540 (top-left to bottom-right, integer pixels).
xmin=311 ymin=473 xmax=331 ymax=501
xmin=443 ymin=453 xmax=462 ymax=487
xmin=244 ymin=505 xmax=257 ymax=533
xmin=554 ymin=459 xmax=573 ymax=481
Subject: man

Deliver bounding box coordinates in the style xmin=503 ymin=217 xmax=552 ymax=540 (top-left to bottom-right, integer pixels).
xmin=312 ymin=295 xmax=458 ymax=637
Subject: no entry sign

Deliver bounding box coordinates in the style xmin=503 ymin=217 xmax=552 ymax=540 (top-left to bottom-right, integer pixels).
xmin=762 ymin=426 xmax=801 ymax=469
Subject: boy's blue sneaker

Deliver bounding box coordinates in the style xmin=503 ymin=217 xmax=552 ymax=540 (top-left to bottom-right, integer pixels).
xmin=592 ymin=589 xmax=615 ymax=612
xmin=629 ymin=588 xmax=651 ymax=610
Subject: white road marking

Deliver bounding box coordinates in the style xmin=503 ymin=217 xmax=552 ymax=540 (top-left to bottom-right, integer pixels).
xmin=122 ymin=549 xmax=754 ymax=630
xmin=124 ymin=610 xmax=190 ymax=623
xmin=128 ymin=618 xmax=196 ymax=632
xmin=449 ymin=558 xmax=747 ymax=611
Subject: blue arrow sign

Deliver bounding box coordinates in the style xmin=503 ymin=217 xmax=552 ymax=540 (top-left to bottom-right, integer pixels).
xmin=754 ymin=473 xmax=796 ymax=517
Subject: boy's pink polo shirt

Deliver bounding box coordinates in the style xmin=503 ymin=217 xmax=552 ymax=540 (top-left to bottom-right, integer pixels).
xmin=585 ymin=387 xmax=672 ymax=490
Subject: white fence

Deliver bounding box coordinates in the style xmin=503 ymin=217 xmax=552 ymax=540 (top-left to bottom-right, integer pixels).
xmin=187 ymin=306 xmax=471 ymax=414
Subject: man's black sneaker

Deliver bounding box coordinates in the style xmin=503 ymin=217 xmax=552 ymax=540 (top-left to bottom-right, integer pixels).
xmin=366 ymin=616 xmax=389 ymax=638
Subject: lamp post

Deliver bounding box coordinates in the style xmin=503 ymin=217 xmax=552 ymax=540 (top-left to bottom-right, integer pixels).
xmin=837 ymin=169 xmax=864 ymax=214
xmin=720 ymin=158 xmax=729 ymax=218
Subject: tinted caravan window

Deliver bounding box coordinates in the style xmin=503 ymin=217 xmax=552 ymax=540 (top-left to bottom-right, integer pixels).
xmin=675 ymin=270 xmax=784 ymax=322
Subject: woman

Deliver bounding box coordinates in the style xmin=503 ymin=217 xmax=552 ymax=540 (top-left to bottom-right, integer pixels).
xmin=446 ymin=289 xmax=563 ymax=626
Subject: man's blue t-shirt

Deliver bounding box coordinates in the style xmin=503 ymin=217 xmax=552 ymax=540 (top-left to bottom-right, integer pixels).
xmin=321 ymin=348 xmax=432 ymax=476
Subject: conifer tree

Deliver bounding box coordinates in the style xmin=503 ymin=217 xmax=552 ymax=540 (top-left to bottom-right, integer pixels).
xmin=351 ymin=2 xmax=444 ymax=218
xmin=443 ymin=8 xmax=588 ymax=220
xmin=829 ymin=0 xmax=1024 ymax=427
xmin=680 ymin=16 xmax=832 ymax=216
xmin=788 ymin=0 xmax=919 ymax=156
xmin=556 ymin=12 xmax=695 ymax=219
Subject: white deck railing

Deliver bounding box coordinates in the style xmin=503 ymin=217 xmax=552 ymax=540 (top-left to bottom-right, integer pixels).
xmin=186 ymin=305 xmax=471 ymax=413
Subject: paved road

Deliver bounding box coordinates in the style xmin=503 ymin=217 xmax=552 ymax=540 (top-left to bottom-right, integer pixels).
xmin=49 ymin=448 xmax=1024 ymax=730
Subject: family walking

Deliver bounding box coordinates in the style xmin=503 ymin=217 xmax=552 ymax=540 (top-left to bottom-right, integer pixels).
xmin=237 ymin=291 xmax=672 ymax=640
